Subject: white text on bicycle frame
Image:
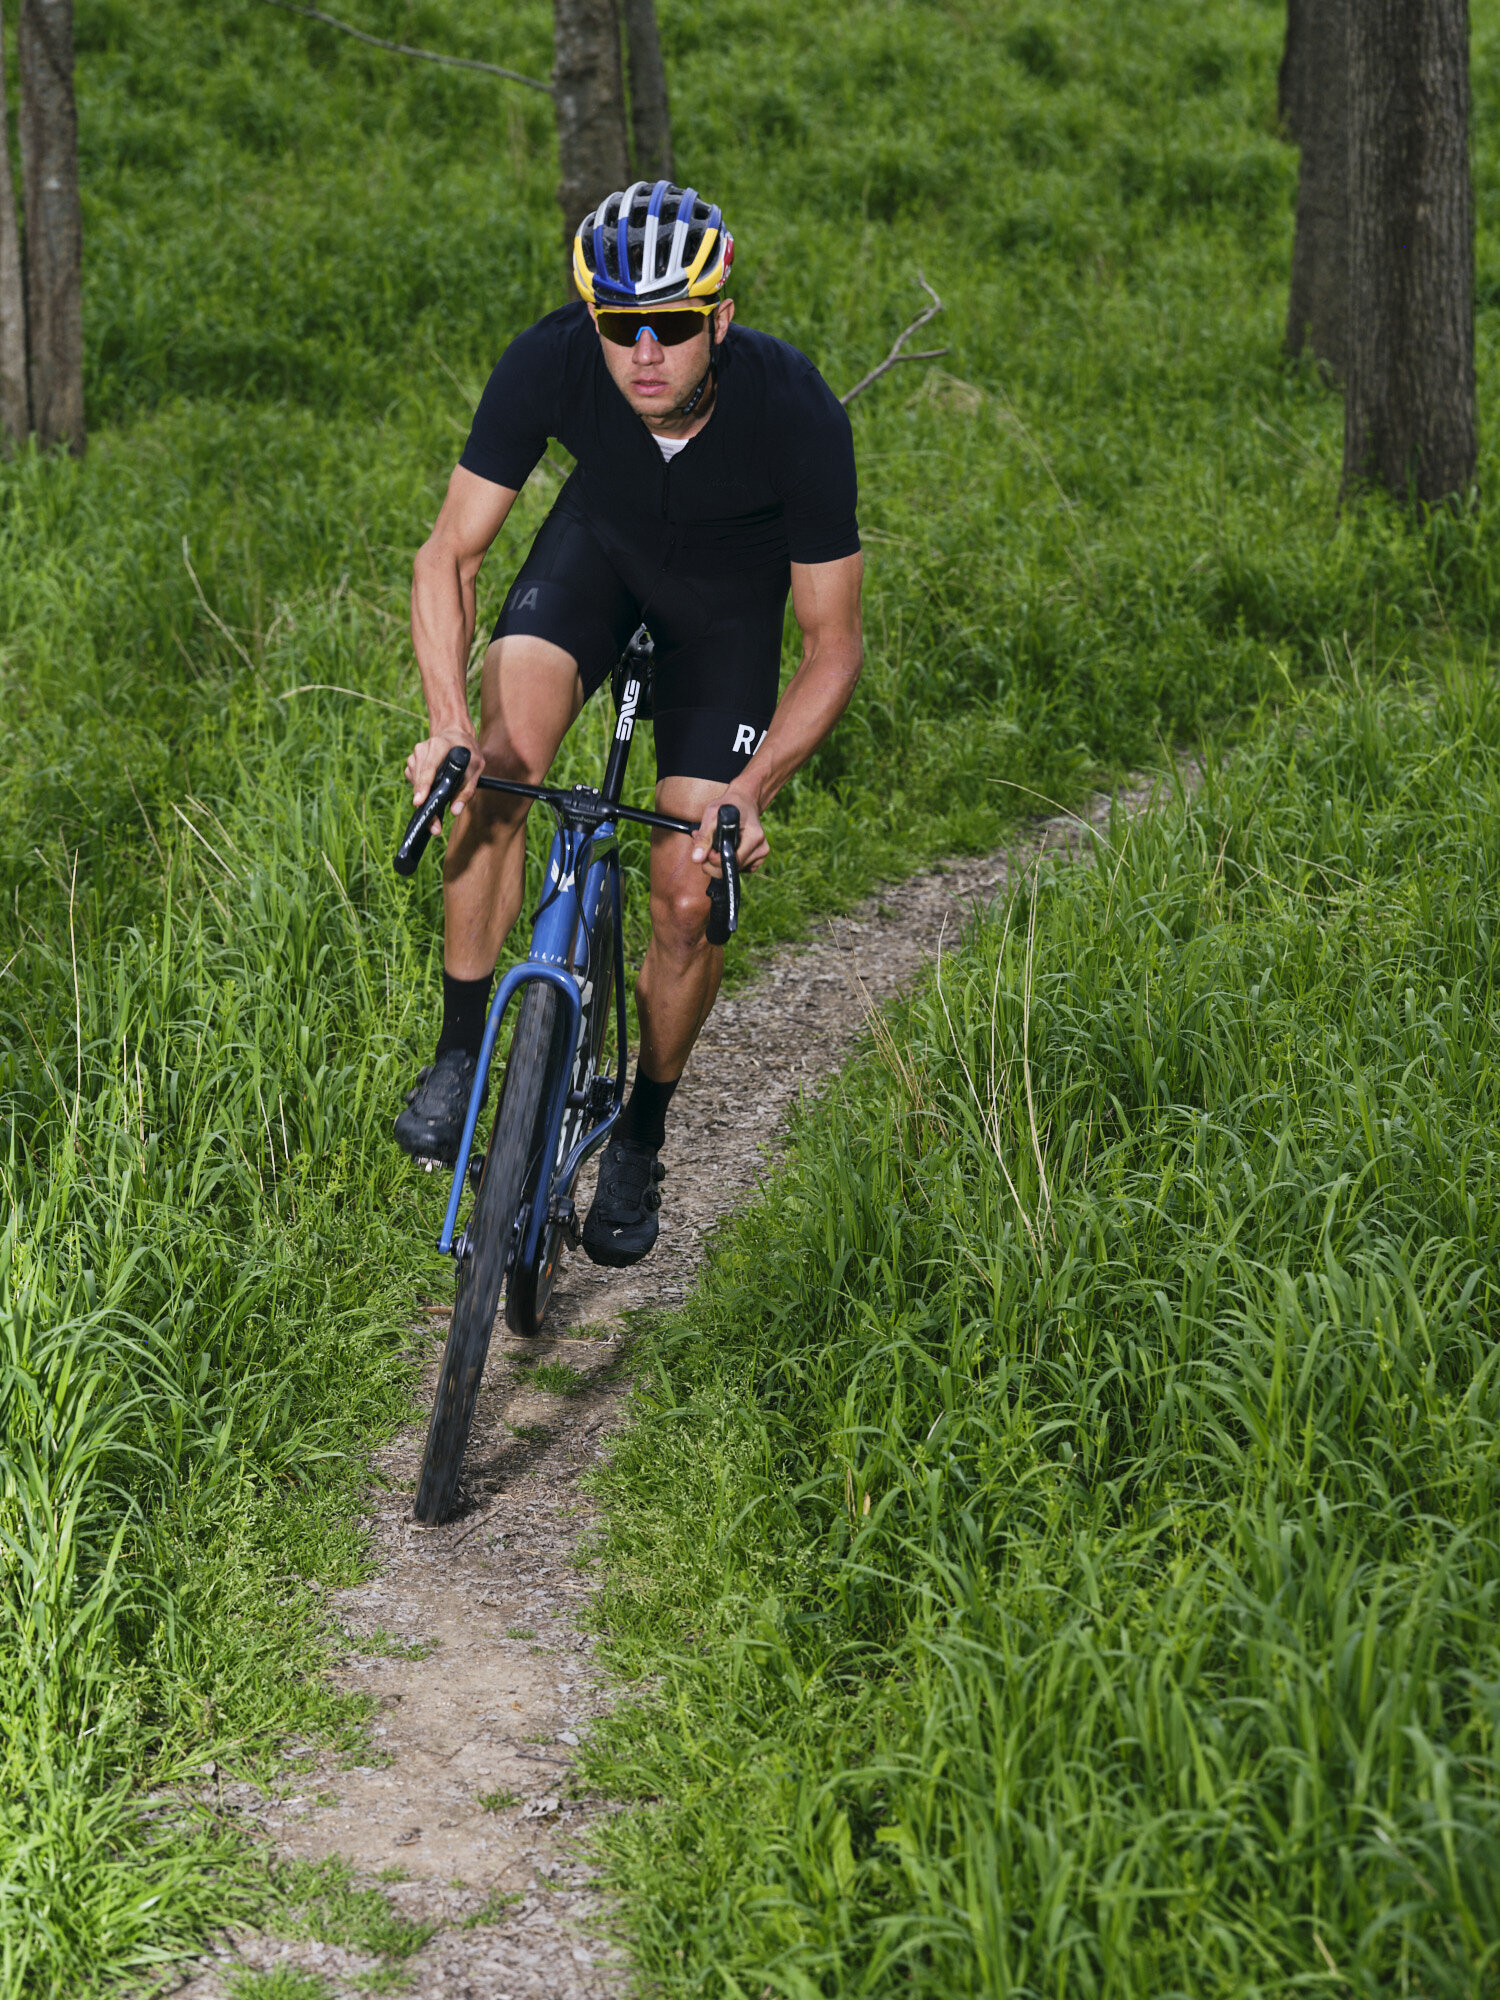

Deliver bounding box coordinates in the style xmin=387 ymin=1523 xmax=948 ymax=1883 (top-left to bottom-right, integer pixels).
xmin=616 ymin=679 xmax=641 ymax=740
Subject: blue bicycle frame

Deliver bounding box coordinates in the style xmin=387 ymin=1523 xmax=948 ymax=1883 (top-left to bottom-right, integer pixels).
xmin=394 ymin=646 xmax=741 ymax=1505
xmin=435 ymin=820 xmax=628 ymax=1260
xmin=392 ymin=662 xmax=741 ymax=1312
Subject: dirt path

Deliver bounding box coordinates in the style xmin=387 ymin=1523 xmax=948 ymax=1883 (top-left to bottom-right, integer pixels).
xmin=176 ymin=781 xmax=1160 ymax=1999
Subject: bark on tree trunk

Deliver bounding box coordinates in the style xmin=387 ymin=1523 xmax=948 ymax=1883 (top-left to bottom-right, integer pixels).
xmin=0 ymin=0 xmax=31 ymax=447
xmin=1278 ymin=0 xmax=1310 ymax=139
xmin=1344 ymin=0 xmax=1474 ymax=504
xmin=1283 ymin=0 xmax=1348 ymax=378
xmin=620 ymin=0 xmax=672 ymax=183
xmin=553 ymin=0 xmax=630 ymax=264
xmin=18 ymin=0 xmax=82 ymax=455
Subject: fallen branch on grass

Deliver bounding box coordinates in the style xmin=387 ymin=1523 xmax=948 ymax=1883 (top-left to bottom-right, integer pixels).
xmin=840 ymin=273 xmax=948 ymax=406
xmin=253 ymin=0 xmax=554 ymax=92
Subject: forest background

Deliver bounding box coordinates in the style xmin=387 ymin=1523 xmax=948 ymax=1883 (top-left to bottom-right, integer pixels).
xmin=3 ymin=0 xmax=1500 ymax=1992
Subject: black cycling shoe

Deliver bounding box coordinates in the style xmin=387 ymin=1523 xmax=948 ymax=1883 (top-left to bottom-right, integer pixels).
xmin=582 ymin=1138 xmax=666 ymax=1267
xmin=394 ymin=1049 xmax=481 ymax=1167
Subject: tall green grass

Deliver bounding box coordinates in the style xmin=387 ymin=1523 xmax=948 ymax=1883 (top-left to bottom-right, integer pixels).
xmin=588 ymin=673 xmax=1500 ymax=1994
xmin=6 ymin=0 xmax=1500 ymax=1987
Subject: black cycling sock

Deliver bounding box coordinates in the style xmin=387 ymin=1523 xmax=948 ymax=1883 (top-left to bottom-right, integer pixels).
xmin=620 ymin=1067 xmax=678 ymax=1151
xmin=435 ymin=970 xmax=494 ymax=1062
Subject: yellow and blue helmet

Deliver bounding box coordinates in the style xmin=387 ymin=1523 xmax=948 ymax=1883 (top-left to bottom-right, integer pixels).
xmin=573 ymin=181 xmax=733 ymax=308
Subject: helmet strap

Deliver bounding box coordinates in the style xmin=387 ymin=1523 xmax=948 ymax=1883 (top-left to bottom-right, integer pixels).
xmin=673 ymin=313 xmax=719 ymax=422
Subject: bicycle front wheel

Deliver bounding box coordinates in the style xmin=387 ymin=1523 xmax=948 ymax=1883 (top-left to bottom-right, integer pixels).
xmin=506 ymin=892 xmax=615 ymax=1337
xmin=412 ymin=981 xmax=561 ymax=1524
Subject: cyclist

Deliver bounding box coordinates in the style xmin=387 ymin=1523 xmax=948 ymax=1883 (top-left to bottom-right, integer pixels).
xmin=397 ymin=182 xmax=863 ymax=1268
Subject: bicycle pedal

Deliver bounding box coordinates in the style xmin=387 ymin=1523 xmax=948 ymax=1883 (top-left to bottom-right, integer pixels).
xmin=549 ymin=1195 xmax=582 ymax=1251
xmin=467 ymin=1151 xmax=486 ymax=1188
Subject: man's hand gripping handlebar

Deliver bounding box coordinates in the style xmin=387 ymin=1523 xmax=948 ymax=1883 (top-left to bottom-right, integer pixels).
xmin=704 ymin=804 xmax=740 ymax=947
xmin=393 ymin=745 xmax=472 ymax=877
xmin=392 ymin=751 xmax=743 ymax=941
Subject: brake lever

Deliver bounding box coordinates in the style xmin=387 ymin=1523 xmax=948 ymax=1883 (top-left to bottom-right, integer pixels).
xmin=705 ymin=803 xmax=741 ymax=945
xmin=393 ymin=745 xmax=471 ymax=877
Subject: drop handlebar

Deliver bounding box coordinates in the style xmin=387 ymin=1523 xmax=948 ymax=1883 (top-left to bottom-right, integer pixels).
xmin=392 ymin=747 xmax=741 ymax=938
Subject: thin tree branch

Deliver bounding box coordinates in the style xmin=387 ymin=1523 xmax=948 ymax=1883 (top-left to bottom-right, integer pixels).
xmin=253 ymin=0 xmax=554 ymax=93
xmin=840 ymin=272 xmax=948 ymax=406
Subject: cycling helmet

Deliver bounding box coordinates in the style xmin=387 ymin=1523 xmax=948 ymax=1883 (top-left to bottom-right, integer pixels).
xmin=573 ymin=180 xmax=733 ymax=308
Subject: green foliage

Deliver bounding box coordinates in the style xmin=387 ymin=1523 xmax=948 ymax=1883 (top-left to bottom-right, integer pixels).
xmin=524 ymin=1361 xmax=588 ymax=1395
xmin=271 ymin=1858 xmax=436 ymax=1960
xmin=227 ymin=1970 xmax=332 ymax=2000
xmin=0 ymin=1779 xmax=257 ymax=1997
xmin=587 ymin=675 xmax=1500 ymax=1993
xmin=348 ymin=1967 xmax=416 ymax=1996
xmin=475 ymin=1789 xmax=521 ymax=1813
xmin=4 ymin=0 xmax=1500 ymax=1987
xmin=346 ymin=1632 xmax=436 ymax=1661
xmin=460 ymin=1888 xmax=523 ymax=1927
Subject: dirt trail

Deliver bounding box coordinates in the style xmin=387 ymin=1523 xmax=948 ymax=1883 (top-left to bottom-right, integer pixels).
xmin=176 ymin=781 xmax=1159 ymax=1999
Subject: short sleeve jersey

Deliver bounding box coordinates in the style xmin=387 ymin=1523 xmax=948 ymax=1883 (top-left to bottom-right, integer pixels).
xmin=459 ymin=302 xmax=859 ymax=576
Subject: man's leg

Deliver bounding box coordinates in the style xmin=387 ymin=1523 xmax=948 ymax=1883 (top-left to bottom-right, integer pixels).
xmin=395 ymin=634 xmax=581 ymax=1161
xmin=581 ymin=560 xmax=784 ymax=1259
xmin=440 ymin=633 xmax=583 ymax=976
xmin=634 ymin=774 xmax=730 ymax=1084
xmin=581 ymin=775 xmax=725 ymax=1264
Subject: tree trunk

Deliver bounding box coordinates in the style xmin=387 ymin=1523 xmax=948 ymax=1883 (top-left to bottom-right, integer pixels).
xmin=18 ymin=0 xmax=82 ymax=456
xmin=1278 ymin=0 xmax=1310 ymax=140
xmin=0 ymin=0 xmax=31 ymax=447
xmin=1283 ymin=0 xmax=1348 ymax=378
xmin=620 ymin=0 xmax=672 ymax=182
xmin=1344 ymin=0 xmax=1474 ymax=504
xmin=553 ymin=0 xmax=630 ymax=264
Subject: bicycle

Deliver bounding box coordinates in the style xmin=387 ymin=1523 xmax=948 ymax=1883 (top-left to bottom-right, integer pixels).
xmin=392 ymin=634 xmax=742 ymax=1524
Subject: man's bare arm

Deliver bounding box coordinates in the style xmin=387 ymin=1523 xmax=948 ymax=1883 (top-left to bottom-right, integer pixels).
xmin=691 ymin=550 xmax=864 ymax=873
xmin=406 ymin=466 xmax=519 ymax=817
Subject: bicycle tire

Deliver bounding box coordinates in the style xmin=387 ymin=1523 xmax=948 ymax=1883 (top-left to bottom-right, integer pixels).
xmin=506 ymin=895 xmax=616 ymax=1335
xmin=412 ymin=981 xmax=561 ymax=1524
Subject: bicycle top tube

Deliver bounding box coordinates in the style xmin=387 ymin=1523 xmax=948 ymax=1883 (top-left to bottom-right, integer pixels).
xmin=474 ymin=774 xmax=699 ymax=839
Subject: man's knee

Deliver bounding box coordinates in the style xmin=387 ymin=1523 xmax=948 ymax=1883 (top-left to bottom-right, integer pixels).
xmin=651 ymin=873 xmax=712 ymax=955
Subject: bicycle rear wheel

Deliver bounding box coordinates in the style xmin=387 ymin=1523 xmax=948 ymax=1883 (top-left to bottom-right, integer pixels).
xmin=412 ymin=981 xmax=562 ymax=1524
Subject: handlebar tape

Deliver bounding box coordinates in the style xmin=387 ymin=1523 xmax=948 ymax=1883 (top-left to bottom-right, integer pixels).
xmin=393 ymin=745 xmax=472 ymax=877
xmin=705 ymin=803 xmax=741 ymax=946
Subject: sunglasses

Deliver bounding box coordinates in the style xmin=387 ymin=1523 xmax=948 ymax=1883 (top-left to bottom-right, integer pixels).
xmin=596 ymin=305 xmax=716 ymax=348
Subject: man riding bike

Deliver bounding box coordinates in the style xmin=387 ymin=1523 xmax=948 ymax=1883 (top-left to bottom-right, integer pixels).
xmin=397 ymin=181 xmax=864 ymax=1268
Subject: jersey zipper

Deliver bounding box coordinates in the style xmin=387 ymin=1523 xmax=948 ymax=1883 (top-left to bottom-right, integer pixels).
xmin=660 ymin=456 xmax=677 ymax=568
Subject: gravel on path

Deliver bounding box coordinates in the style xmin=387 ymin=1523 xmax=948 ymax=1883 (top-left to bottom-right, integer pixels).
xmin=173 ymin=778 xmax=1164 ymax=1999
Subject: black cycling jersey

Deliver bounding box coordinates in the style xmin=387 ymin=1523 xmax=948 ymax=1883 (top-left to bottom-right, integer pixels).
xmin=458 ymin=303 xmax=860 ymax=784
xmin=460 ymin=301 xmax=860 ymax=574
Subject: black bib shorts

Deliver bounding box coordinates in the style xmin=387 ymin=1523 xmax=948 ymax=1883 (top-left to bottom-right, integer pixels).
xmin=492 ymin=494 xmax=785 ymax=785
